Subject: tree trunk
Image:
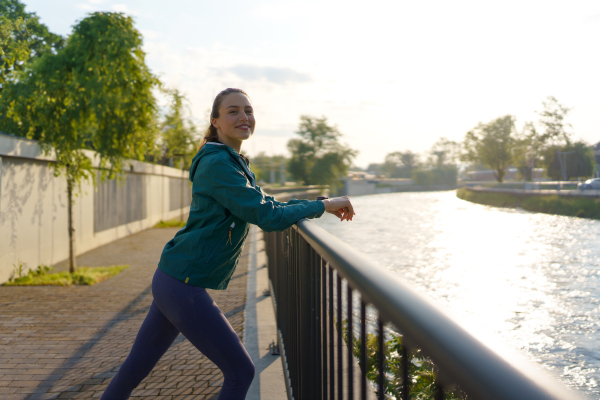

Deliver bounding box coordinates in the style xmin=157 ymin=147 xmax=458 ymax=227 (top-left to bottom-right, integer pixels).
xmin=67 ymin=171 xmax=77 ymax=273
xmin=495 ymin=168 xmax=505 ymax=183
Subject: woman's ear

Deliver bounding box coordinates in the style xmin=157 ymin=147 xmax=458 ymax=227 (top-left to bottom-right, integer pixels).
xmin=211 ymin=118 xmax=219 ymax=130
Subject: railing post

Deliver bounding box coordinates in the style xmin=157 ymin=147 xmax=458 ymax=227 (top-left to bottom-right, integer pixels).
xmin=347 ymin=286 xmax=353 ymax=400
xmin=322 ymin=259 xmax=328 ymax=400
xmin=377 ymin=318 xmax=384 ymax=400
xmin=329 ymin=265 xmax=335 ymax=399
xmin=360 ymin=300 xmax=367 ymax=400
xmin=337 ymin=273 xmax=343 ymax=400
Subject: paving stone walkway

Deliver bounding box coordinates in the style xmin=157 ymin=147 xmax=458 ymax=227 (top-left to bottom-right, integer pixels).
xmin=0 ymin=227 xmax=249 ymax=400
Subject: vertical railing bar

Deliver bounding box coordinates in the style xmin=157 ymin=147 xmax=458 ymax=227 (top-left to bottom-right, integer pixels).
xmin=377 ymin=317 xmax=384 ymax=400
xmin=313 ymin=248 xmax=322 ymax=400
xmin=337 ymin=273 xmax=343 ymax=400
xmin=360 ymin=300 xmax=367 ymax=400
xmin=322 ymin=258 xmax=328 ymax=400
xmin=347 ymin=286 xmax=354 ymax=400
xmin=329 ymin=265 xmax=335 ymax=400
xmin=401 ymin=345 xmax=409 ymax=400
xmin=435 ymin=381 xmax=444 ymax=400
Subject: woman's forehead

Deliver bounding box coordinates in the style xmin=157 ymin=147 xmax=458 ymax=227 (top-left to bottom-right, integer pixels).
xmin=221 ymin=93 xmax=252 ymax=108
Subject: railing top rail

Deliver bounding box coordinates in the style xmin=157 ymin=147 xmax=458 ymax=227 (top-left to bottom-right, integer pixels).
xmin=293 ymin=219 xmax=586 ymax=400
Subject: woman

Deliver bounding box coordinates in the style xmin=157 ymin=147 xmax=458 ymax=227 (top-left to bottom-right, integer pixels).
xmin=101 ymin=88 xmax=355 ymax=400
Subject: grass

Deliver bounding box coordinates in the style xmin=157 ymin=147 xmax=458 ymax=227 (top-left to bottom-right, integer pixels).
xmin=3 ymin=264 xmax=130 ymax=286
xmin=154 ymin=218 xmax=186 ymax=228
xmin=457 ymin=187 xmax=600 ymax=219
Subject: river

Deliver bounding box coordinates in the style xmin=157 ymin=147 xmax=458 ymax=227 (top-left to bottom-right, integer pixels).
xmin=313 ymin=190 xmax=600 ymax=398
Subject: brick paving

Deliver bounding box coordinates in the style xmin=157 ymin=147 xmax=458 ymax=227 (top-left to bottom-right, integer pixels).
xmin=0 ymin=227 xmax=249 ymax=400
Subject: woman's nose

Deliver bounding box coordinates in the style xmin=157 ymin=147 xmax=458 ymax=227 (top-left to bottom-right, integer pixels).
xmin=239 ymin=112 xmax=248 ymax=121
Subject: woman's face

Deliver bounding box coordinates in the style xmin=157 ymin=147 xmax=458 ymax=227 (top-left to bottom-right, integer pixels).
xmin=212 ymin=93 xmax=255 ymax=145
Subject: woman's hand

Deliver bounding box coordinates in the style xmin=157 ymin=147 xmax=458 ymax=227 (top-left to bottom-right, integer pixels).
xmin=322 ymin=196 xmax=355 ymax=221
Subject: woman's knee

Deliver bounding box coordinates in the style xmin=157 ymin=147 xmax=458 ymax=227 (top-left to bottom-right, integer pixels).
xmin=232 ymin=356 xmax=255 ymax=387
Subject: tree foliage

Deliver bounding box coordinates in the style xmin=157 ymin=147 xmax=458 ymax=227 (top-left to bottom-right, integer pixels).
xmin=287 ymin=115 xmax=357 ymax=191
xmin=250 ymin=152 xmax=288 ymax=184
xmin=381 ymin=151 xmax=419 ymax=178
xmin=1 ymin=11 xmax=159 ymax=183
xmin=342 ymin=321 xmax=464 ymax=400
xmin=462 ymin=115 xmax=516 ymax=182
xmin=428 ymin=137 xmax=460 ymax=168
xmin=543 ymin=141 xmax=595 ymax=181
xmin=153 ymin=88 xmax=200 ymax=170
xmin=537 ymin=96 xmax=572 ymax=147
xmin=0 ymin=0 xmax=64 ymax=93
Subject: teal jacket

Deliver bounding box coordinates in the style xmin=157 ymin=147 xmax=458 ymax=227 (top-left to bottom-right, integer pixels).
xmin=158 ymin=142 xmax=325 ymax=290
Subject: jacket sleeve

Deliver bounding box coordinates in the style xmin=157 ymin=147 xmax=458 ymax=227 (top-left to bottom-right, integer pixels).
xmin=203 ymin=160 xmax=325 ymax=232
xmin=255 ymin=185 xmax=311 ymax=207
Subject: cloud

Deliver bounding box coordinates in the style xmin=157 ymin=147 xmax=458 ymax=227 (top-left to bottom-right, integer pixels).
xmin=111 ymin=4 xmax=138 ymax=16
xmin=223 ymin=65 xmax=311 ymax=84
xmin=75 ymin=3 xmax=94 ymax=11
xmin=587 ymin=12 xmax=600 ymax=21
xmin=140 ymin=29 xmax=160 ymax=40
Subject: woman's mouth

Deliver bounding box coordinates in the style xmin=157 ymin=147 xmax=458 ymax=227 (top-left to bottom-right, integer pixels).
xmin=236 ymin=125 xmax=250 ymax=130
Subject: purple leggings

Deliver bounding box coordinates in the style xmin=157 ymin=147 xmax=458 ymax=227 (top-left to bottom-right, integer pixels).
xmin=101 ymin=268 xmax=254 ymax=400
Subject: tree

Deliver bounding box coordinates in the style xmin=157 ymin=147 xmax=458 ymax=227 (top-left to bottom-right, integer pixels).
xmin=429 ymin=137 xmax=460 ymax=168
xmin=381 ymin=151 xmax=419 ymax=178
xmin=1 ymin=12 xmax=159 ymax=272
xmin=250 ymin=152 xmax=288 ymax=184
xmin=537 ymin=96 xmax=572 ymax=147
xmin=287 ymin=115 xmax=357 ymax=192
xmin=512 ymin=122 xmax=542 ymax=181
xmin=543 ymin=141 xmax=595 ymax=181
xmin=461 ymin=115 xmax=516 ymax=182
xmin=0 ymin=0 xmax=64 ymax=94
xmin=156 ymin=88 xmax=200 ymax=170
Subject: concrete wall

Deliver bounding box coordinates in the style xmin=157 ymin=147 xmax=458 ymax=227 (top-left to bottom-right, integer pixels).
xmin=0 ymin=133 xmax=190 ymax=283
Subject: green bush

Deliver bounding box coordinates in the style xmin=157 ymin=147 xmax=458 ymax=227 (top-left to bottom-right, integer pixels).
xmin=342 ymin=321 xmax=464 ymax=399
xmin=456 ymin=188 xmax=600 ymax=219
xmin=412 ymin=167 xmax=457 ymax=186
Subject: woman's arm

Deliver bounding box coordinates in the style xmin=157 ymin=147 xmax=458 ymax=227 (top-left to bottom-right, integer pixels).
xmin=255 ymin=185 xmax=310 ymax=207
xmin=201 ymin=160 xmax=324 ymax=232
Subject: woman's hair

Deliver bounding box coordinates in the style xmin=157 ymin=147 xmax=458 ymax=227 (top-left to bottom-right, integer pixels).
xmin=199 ymin=88 xmax=250 ymax=152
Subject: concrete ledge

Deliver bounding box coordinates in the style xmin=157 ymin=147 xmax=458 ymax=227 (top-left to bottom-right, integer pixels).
xmin=244 ymin=225 xmax=287 ymax=400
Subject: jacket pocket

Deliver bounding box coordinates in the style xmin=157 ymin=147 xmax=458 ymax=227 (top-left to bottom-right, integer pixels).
xmin=205 ymin=222 xmax=236 ymax=264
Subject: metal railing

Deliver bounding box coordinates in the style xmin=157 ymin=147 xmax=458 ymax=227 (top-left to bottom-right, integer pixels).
xmin=264 ymin=219 xmax=585 ymax=400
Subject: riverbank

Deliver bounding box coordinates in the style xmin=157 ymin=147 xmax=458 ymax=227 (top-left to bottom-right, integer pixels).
xmin=456 ymin=187 xmax=600 ymax=219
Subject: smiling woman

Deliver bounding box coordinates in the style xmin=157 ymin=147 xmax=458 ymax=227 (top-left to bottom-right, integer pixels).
xmin=100 ymin=87 xmax=356 ymax=400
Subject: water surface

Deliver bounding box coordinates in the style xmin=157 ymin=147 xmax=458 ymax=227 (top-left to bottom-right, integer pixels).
xmin=314 ymin=191 xmax=600 ymax=397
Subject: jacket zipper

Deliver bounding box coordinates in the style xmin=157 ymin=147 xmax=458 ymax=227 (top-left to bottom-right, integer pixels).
xmin=206 ymin=222 xmax=235 ymax=263
xmin=226 ymin=222 xmax=235 ymax=245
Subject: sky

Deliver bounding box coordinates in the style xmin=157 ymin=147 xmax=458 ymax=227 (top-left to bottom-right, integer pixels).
xmin=20 ymin=0 xmax=600 ymax=168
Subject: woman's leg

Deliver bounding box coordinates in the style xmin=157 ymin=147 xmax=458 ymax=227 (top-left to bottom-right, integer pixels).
xmin=153 ymin=269 xmax=255 ymax=400
xmin=101 ymin=303 xmax=180 ymax=399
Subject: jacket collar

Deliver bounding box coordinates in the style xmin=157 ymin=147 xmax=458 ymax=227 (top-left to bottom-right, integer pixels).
xmin=205 ymin=142 xmax=255 ymax=187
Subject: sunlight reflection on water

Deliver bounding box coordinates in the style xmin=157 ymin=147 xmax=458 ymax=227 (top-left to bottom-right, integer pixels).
xmin=313 ymin=191 xmax=600 ymax=397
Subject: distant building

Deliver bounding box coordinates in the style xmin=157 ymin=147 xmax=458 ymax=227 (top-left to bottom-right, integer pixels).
xmin=466 ymin=168 xmax=544 ymax=181
xmin=340 ymin=171 xmax=413 ymax=196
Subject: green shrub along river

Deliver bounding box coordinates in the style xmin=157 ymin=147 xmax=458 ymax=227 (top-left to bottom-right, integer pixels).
xmin=456 ymin=187 xmax=600 ymax=219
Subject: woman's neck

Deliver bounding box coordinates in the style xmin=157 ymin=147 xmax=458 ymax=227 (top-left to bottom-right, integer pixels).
xmin=217 ymin=133 xmax=242 ymax=153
